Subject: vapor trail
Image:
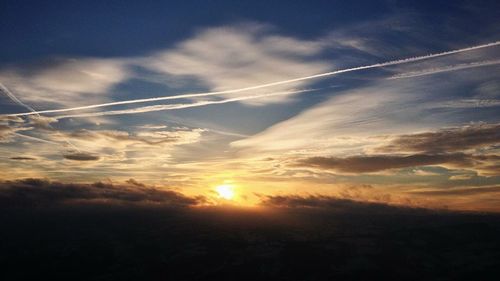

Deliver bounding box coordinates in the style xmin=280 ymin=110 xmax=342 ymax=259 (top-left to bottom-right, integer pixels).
xmin=388 ymin=59 xmax=500 ymax=80
xmin=1 ymin=83 xmax=81 ymax=151
xmin=5 ymin=40 xmax=500 ymax=117
xmin=54 ymin=89 xmax=316 ymax=119
xmin=0 ymin=83 xmax=38 ymax=113
xmin=14 ymin=132 xmax=61 ymax=145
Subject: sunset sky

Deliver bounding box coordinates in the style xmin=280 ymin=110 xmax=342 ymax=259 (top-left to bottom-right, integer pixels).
xmin=1 ymin=0 xmax=500 ymax=212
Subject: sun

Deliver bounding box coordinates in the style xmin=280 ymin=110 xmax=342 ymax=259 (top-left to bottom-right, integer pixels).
xmin=215 ymin=184 xmax=235 ymax=200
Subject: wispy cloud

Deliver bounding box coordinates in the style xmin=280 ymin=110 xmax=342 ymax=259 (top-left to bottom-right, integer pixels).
xmin=0 ymin=58 xmax=129 ymax=108
xmin=3 ymin=40 xmax=499 ymax=118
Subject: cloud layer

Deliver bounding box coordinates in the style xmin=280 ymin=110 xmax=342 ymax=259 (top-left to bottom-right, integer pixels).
xmin=0 ymin=178 xmax=203 ymax=207
xmin=377 ymin=123 xmax=500 ymax=153
xmin=0 ymin=21 xmax=499 ymax=212
xmin=295 ymin=153 xmax=470 ymax=173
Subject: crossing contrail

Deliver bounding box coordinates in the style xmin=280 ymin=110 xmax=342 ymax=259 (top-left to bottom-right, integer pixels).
xmin=3 ymin=40 xmax=500 ymax=118
xmin=0 ymin=83 xmax=81 ymax=151
xmin=0 ymin=83 xmax=38 ymax=113
xmin=53 ymin=89 xmax=317 ymax=119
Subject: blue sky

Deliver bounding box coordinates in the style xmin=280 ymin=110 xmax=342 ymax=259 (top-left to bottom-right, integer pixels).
xmin=0 ymin=0 xmax=499 ymax=211
xmin=2 ymin=0 xmax=499 ymax=61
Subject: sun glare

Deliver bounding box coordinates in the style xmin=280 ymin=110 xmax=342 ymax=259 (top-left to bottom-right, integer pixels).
xmin=215 ymin=184 xmax=235 ymax=200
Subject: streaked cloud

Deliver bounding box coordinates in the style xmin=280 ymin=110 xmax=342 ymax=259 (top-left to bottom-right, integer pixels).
xmin=4 ymin=39 xmax=499 ymax=118
xmin=294 ymin=153 xmax=470 ymax=173
xmin=294 ymin=153 xmax=500 ymax=176
xmin=142 ymin=24 xmax=330 ymax=105
xmin=376 ymin=123 xmax=500 ymax=153
xmin=0 ymin=58 xmax=129 ymax=107
xmin=0 ymin=124 xmax=32 ymax=143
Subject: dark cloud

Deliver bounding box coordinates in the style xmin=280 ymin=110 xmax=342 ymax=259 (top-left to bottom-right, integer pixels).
xmin=293 ymin=124 xmax=500 ymax=175
xmin=0 ymin=178 xmax=203 ymax=207
xmin=295 ymin=153 xmax=471 ymax=173
xmin=410 ymin=185 xmax=500 ymax=196
xmin=472 ymin=154 xmax=500 ymax=176
xmin=9 ymin=156 xmax=36 ymax=161
xmin=259 ymin=194 xmax=427 ymax=214
xmin=63 ymin=152 xmax=100 ymax=161
xmin=377 ymin=123 xmax=500 ymax=153
xmin=295 ymin=153 xmax=500 ymax=175
xmin=126 ymin=178 xmax=146 ymax=187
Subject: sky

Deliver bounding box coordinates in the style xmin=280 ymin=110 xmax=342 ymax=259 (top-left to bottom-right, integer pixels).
xmin=1 ymin=0 xmax=500 ymax=212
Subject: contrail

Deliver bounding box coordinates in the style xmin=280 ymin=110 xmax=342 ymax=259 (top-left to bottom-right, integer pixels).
xmin=54 ymin=89 xmax=317 ymax=119
xmin=436 ymin=99 xmax=500 ymax=108
xmin=1 ymin=83 xmax=81 ymax=151
xmin=388 ymin=59 xmax=500 ymax=79
xmin=4 ymin=40 xmax=500 ymax=117
xmin=14 ymin=132 xmax=61 ymax=145
xmin=0 ymin=83 xmax=38 ymax=113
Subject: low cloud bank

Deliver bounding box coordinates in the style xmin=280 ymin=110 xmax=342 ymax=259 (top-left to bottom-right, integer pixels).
xmin=0 ymin=178 xmax=204 ymax=207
